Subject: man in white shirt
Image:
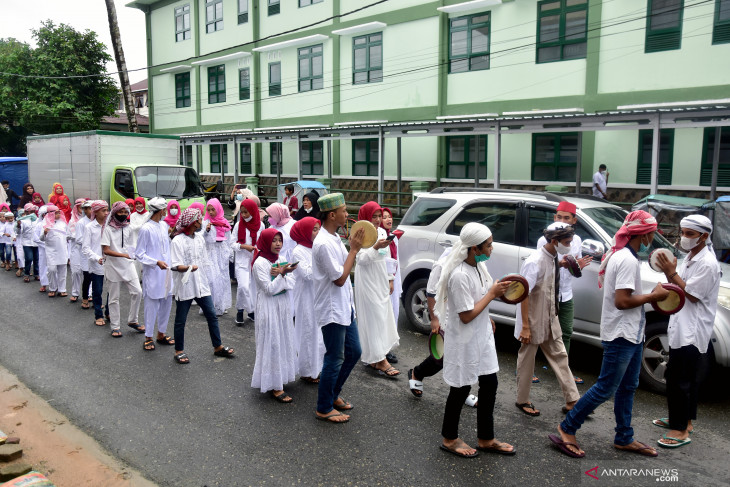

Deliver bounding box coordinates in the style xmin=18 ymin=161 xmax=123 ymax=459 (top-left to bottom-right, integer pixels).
xmin=554 ymin=210 xmax=668 ymax=459
xmin=82 ymin=201 xmax=109 ymax=326
xmin=170 ymin=207 xmax=235 ymax=364
xmin=76 ymin=200 xmax=94 ymax=309
xmin=592 ymin=164 xmax=608 ymax=199
xmin=653 ymin=215 xmax=720 ymax=449
xmin=313 ymin=193 xmax=364 ymax=423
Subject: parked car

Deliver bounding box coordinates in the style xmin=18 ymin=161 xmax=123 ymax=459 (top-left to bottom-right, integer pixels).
xmin=397 ymin=188 xmax=730 ymax=393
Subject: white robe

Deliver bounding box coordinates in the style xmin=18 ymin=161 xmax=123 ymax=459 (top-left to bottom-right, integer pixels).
xmin=32 ymin=220 xmax=49 ymax=285
xmin=271 ymin=219 xmax=297 ymax=316
xmin=135 ymin=220 xmax=173 ymax=300
xmin=292 ymin=245 xmax=325 ymax=378
xmin=251 ymin=256 xmax=297 ymax=392
xmin=230 ymin=221 xmax=264 ymax=312
xmin=443 ymin=261 xmax=499 ymax=388
xmin=202 ymin=219 xmax=232 ymax=315
xmin=41 ymin=220 xmax=68 ymax=266
xmin=74 ymin=216 xmax=91 ymax=273
xmin=385 ymin=236 xmax=402 ymax=325
xmin=354 ymin=245 xmax=400 ymax=364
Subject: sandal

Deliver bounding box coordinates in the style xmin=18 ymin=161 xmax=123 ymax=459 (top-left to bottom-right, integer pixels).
xmin=516 ymin=402 xmax=540 ymax=416
xmin=59 ymin=292 xmax=67 ymax=297
xmin=47 ymin=291 xmax=56 ymax=298
xmin=300 ymin=376 xmax=320 ymax=384
xmin=548 ymin=434 xmax=585 ymax=458
xmin=272 ymin=391 xmax=293 ymax=403
xmin=657 ymin=435 xmax=691 ymax=449
xmin=174 ymin=352 xmax=190 ymax=364
xmin=476 ymin=441 xmax=516 ymax=456
xmin=615 ymin=441 xmax=659 ymax=457
xmin=143 ymin=338 xmax=155 ymax=351
xmin=16 ymin=269 xmax=22 ymax=277
xmin=111 ymin=329 xmax=123 ymax=338
xmin=366 ymin=363 xmax=400 ymax=378
xmin=24 ymin=276 xmax=30 ymax=283
xmin=39 ymin=286 xmax=46 ymax=292
xmin=213 ymin=346 xmax=235 ymax=358
xmin=333 ymin=397 xmax=353 ymax=411
xmin=69 ymin=296 xmax=78 ymax=303
xmin=408 ymin=369 xmax=423 ymax=397
xmin=315 ymin=410 xmax=349 ymax=423
xmin=440 ymin=441 xmax=478 ymax=459
xmin=94 ymin=318 xmax=106 ymax=326
xmin=127 ymin=322 xmax=145 ymax=333
xmin=156 ymin=335 xmax=175 ymax=345
xmin=81 ymin=300 xmax=90 ymax=309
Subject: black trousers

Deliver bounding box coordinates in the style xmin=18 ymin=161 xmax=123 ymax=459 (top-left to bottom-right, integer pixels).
xmin=81 ymin=271 xmax=92 ymax=300
xmin=441 ymin=373 xmax=497 ymax=441
xmin=413 ymin=354 xmax=442 ymax=381
xmin=666 ymin=344 xmax=704 ymax=431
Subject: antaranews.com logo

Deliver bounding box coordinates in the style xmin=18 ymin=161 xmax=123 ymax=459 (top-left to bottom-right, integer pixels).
xmin=583 ymin=465 xmax=679 ymax=483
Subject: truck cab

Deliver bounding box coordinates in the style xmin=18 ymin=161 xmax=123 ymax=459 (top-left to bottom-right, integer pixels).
xmin=111 ymin=164 xmax=206 ymax=210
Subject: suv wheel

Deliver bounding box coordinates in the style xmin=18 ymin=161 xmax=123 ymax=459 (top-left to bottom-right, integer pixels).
xmin=640 ymin=321 xmax=669 ymax=395
xmin=404 ymin=278 xmax=430 ymax=335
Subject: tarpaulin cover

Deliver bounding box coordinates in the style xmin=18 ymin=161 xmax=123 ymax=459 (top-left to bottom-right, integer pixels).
xmin=632 ymin=194 xmax=711 ymax=241
xmin=0 ymin=157 xmax=29 ymax=204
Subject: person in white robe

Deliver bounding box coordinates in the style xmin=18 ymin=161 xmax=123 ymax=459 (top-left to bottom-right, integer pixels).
xmin=381 ymin=207 xmax=402 ymax=365
xmin=250 ymin=228 xmax=297 ymax=402
xmin=231 ymin=199 xmax=264 ymax=325
xmin=433 ymin=222 xmax=514 ymax=458
xmin=354 ymin=202 xmax=400 ymax=377
xmin=290 ymin=217 xmax=325 ymax=383
xmin=32 ymin=206 xmax=50 ymax=292
xmin=202 ymin=198 xmax=232 ymax=316
xmin=82 ymin=201 xmax=109 ymax=325
xmin=66 ymin=199 xmax=86 ymax=302
xmin=75 ymin=201 xmax=94 ymax=308
xmin=266 ymin=203 xmax=297 ymax=316
xmin=18 ymin=204 xmax=39 ymax=280
xmin=40 ymin=205 xmax=68 ymax=297
xmin=13 ymin=209 xmax=25 ymax=275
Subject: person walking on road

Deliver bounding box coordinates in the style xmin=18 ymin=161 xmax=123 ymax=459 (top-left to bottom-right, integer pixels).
xmin=75 ymin=201 xmax=94 ymax=309
xmin=82 ymin=201 xmax=109 ymax=326
xmin=592 ymin=164 xmax=609 ymax=200
xmin=40 ymin=205 xmax=68 ymax=298
xmin=231 ymin=198 xmax=264 ymax=325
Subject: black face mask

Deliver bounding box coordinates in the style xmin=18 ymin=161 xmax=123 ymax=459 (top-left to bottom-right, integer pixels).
xmin=113 ymin=213 xmax=127 ymax=223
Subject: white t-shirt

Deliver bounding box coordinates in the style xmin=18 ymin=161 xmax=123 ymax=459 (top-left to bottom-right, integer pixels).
xmin=101 ymin=225 xmax=138 ymax=282
xmin=600 ymin=247 xmax=645 ymax=344
xmin=537 ymin=234 xmax=582 ymax=302
xmin=312 ymin=229 xmax=353 ymax=327
xmin=170 ymin=233 xmax=211 ymax=301
xmin=667 ymin=246 xmax=721 ymax=353
xmin=592 ymin=171 xmax=607 ymax=198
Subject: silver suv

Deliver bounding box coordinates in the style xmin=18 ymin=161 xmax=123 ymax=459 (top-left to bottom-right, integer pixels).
xmin=397 ymin=188 xmax=730 ymax=393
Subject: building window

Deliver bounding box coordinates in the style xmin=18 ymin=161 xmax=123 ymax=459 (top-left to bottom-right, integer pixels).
xmin=268 ymin=0 xmax=280 ymax=16
xmin=700 ymin=127 xmax=730 ymax=186
xmin=238 ymin=0 xmax=248 ymax=24
xmin=269 ymin=62 xmax=281 ymax=96
xmin=352 ymin=139 xmax=379 ymax=176
xmin=298 ymin=45 xmax=323 ymax=92
xmin=353 ymin=33 xmax=382 ymax=84
xmin=175 ymin=4 xmax=191 ymax=42
xmin=300 ymin=0 xmax=323 ymax=6
xmin=210 ymin=144 xmax=228 ymax=173
xmin=636 ymin=129 xmax=674 ymax=185
xmin=646 ymin=0 xmax=684 ymax=53
xmin=449 ymin=13 xmax=490 ymax=73
xmin=713 ymin=0 xmax=730 ymax=44
xmin=532 ymin=133 xmax=579 ymax=181
xmin=301 ymin=141 xmax=324 ymax=175
xmin=206 ymin=0 xmax=223 ymax=33
xmin=239 ymin=68 xmax=250 ymax=100
xmin=208 ymin=65 xmax=225 ymax=104
xmin=445 ymin=136 xmax=487 ymax=179
xmin=240 ymin=143 xmax=252 ymax=174
xmin=270 ymin=142 xmax=282 ymax=174
xmin=175 ymin=72 xmax=191 ymax=108
xmin=180 ymin=145 xmax=193 ymax=167
xmin=536 ymin=0 xmax=588 ymax=63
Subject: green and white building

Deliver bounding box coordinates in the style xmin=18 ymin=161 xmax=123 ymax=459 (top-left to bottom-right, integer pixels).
xmin=127 ymin=0 xmax=730 ymax=200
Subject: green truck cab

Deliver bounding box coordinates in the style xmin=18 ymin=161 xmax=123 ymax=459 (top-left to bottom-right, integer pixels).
xmin=110 ymin=164 xmax=206 ymax=210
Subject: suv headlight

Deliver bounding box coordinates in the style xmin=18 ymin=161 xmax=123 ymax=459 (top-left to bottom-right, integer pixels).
xmin=718 ymin=286 xmax=730 ymax=310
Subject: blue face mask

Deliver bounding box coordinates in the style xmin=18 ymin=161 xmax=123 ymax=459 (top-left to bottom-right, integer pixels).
xmin=639 ymin=236 xmax=651 ymax=253
xmin=475 ymin=253 xmax=489 ymax=263
xmin=236 ymin=194 xmax=243 ymax=201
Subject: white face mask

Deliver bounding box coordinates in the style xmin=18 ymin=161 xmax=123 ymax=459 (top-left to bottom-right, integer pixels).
xmin=556 ymin=243 xmax=571 ymax=255
xmin=169 ymin=208 xmax=178 ymax=216
xmin=680 ymin=236 xmax=700 ymax=251
xmin=244 ymin=215 xmax=253 ymax=222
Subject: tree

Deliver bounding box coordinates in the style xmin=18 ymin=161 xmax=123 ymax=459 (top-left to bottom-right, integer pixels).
xmin=0 ymin=21 xmax=119 ymax=154
xmin=105 ymin=0 xmax=138 ymax=133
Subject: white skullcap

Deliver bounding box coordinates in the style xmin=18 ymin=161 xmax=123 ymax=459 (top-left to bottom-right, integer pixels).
xmin=680 ymin=215 xmax=712 ymax=235
xmin=148 ymin=197 xmax=167 ymax=212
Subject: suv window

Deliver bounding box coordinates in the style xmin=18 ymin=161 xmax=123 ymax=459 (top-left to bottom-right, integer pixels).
xmin=526 ymin=205 xmax=595 ymax=247
xmin=447 ymin=201 xmax=517 ymax=244
xmin=400 ymin=197 xmax=455 ymax=227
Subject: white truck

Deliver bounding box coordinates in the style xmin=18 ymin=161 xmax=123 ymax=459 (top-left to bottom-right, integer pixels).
xmin=26 ymin=130 xmax=206 ymax=209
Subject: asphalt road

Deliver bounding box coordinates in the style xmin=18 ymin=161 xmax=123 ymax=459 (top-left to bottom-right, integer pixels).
xmin=1 ymin=268 xmax=729 ymax=487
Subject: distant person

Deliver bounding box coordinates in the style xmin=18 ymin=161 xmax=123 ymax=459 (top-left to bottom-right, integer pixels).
xmin=40 ymin=205 xmax=68 ymax=298
xmin=2 ymin=181 xmax=20 ymax=212
xmin=283 ymin=184 xmax=298 ymax=217
xmin=18 ymin=183 xmax=35 ymax=209
xmin=592 ymin=164 xmax=609 ymax=200
xmin=293 ymin=192 xmax=321 ymax=221
xmin=48 ymin=183 xmax=72 ymax=222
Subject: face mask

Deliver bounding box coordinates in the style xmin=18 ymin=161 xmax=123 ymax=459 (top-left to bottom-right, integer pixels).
xmin=475 ymin=253 xmax=489 ymax=263
xmin=556 ymin=243 xmax=571 ymax=255
xmin=113 ymin=213 xmax=127 ymax=223
xmin=244 ymin=215 xmax=253 ymax=222
xmin=680 ymin=236 xmax=700 ymax=251
xmin=169 ymin=208 xmax=178 ymax=216
xmin=600 ymin=170 xmax=606 ymax=176
xmin=639 ymin=235 xmax=651 ymax=253
xmin=236 ymin=194 xmax=243 ymax=201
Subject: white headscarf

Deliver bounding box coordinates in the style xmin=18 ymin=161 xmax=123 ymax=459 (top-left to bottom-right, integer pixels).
xmin=434 ymin=222 xmax=493 ymax=328
xmin=681 ymin=214 xmax=713 ymax=251
xmin=140 ymin=196 xmax=167 ymax=227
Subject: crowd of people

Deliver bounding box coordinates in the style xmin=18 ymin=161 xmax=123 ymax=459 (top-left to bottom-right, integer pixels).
xmin=0 ymin=181 xmax=719 ymax=459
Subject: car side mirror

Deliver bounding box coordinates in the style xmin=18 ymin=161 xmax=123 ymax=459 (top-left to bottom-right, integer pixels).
xmin=582 ymin=239 xmax=605 ymax=260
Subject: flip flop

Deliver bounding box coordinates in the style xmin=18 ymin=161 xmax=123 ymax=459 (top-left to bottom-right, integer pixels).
xmin=651 ymin=418 xmax=693 ymax=434
xmin=333 ymin=398 xmax=353 ymax=411
xmin=315 ymin=411 xmax=349 ymax=423
xmin=476 ymin=442 xmax=516 ymax=456
xmin=271 ymin=391 xmax=293 ymax=403
xmin=657 ymin=435 xmax=691 ymax=449
xmin=574 ymin=376 xmax=584 ymax=384
xmin=516 ymin=402 xmax=540 ymax=416
xmin=440 ymin=443 xmax=478 ymax=459
xmin=408 ymin=369 xmax=423 ymax=397
xmin=614 ymin=441 xmax=659 ymax=457
xmin=548 ymin=434 xmax=585 ymax=458
xmin=127 ymin=322 xmax=145 ymax=333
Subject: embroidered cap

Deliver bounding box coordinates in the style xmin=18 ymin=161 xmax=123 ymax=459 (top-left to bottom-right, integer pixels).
xmin=318 ymin=193 xmax=346 ymax=212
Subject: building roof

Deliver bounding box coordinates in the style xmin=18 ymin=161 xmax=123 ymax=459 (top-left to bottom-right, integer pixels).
xmin=129 ymin=79 xmax=148 ymax=93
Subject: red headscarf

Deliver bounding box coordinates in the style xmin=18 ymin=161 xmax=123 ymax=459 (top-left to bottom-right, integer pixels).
xmin=357 ymin=201 xmax=382 ymax=222
xmin=289 ymin=217 xmax=319 ymax=249
xmin=253 ymin=228 xmax=282 ymax=267
xmin=49 ymin=183 xmax=71 ymax=222
xmin=164 ymin=200 xmax=181 ymax=227
xmin=204 ymin=198 xmax=231 ymax=241
xmin=134 ymin=197 xmax=147 ymax=214
xmin=598 ymin=210 xmax=657 ymax=288
xmin=124 ymin=199 xmax=135 ymax=221
xmin=32 ymin=192 xmax=45 ymax=206
xmin=380 ymin=207 xmax=397 ymax=260
xmin=238 ymin=198 xmax=261 ymax=246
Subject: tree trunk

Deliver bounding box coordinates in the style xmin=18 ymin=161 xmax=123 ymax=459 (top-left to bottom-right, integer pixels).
xmin=105 ymin=0 xmax=139 ymax=133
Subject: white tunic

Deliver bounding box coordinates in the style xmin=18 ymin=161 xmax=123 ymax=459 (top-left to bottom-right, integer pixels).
xmin=312 ymin=229 xmax=353 ymax=327
xmin=292 ymin=245 xmax=325 ymax=378
xmin=251 ymin=256 xmax=297 ymax=393
xmin=600 ymin=247 xmax=645 ymax=344
xmin=202 ymin=220 xmax=232 ymax=315
xmin=82 ymin=220 xmax=105 ymax=276
xmin=41 ymin=220 xmax=68 ymax=266
xmin=74 ymin=216 xmax=91 ymax=273
xmin=18 ymin=219 xmax=37 ymax=247
xmin=271 ymin=220 xmax=296 ymax=263
xmin=135 ymin=220 xmax=173 ymax=300
xmin=354 ymin=245 xmax=399 ymax=364
xmin=101 ymin=225 xmax=138 ymax=283
xmin=230 ymin=221 xmax=264 ymax=312
xmin=170 ymin=233 xmax=211 ymax=301
xmin=128 ymin=212 xmax=146 ymax=250
xmin=386 ymin=236 xmax=402 ymax=323
xmin=443 ymin=261 xmax=499 ymax=388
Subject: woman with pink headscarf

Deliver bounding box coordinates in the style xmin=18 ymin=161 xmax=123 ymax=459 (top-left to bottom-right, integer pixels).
xmin=202 ymin=198 xmax=233 ymax=316
xmin=266 ymin=203 xmax=295 ymax=263
xmin=162 ymin=200 xmax=181 ymax=235
xmin=40 ymin=204 xmax=69 ymax=297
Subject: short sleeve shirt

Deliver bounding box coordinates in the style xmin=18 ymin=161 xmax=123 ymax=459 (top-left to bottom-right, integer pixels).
xmin=312 ymin=229 xmax=353 ymax=327
xmin=593 ymin=171 xmax=607 ymax=198
xmin=101 ymin=226 xmax=138 ymax=282
xmin=600 ymin=247 xmax=645 ymax=344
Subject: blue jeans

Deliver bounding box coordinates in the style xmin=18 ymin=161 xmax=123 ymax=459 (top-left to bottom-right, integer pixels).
xmin=173 ymin=295 xmax=222 ymax=352
xmin=90 ymin=273 xmax=105 ymax=319
xmin=0 ymin=243 xmax=10 ymax=262
xmin=561 ymin=337 xmax=643 ymax=446
xmin=23 ymin=246 xmax=39 ymax=277
xmin=317 ymin=312 xmax=362 ymax=414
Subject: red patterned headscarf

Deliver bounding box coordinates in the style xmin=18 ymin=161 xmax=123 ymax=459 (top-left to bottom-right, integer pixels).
xmin=68 ymin=198 xmax=85 ymax=234
xmin=175 ymin=207 xmax=202 ymax=235
xmin=598 ymin=210 xmax=657 ymax=288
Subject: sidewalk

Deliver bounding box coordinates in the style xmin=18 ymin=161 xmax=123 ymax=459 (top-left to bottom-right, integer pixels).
xmin=0 ymin=366 xmax=155 ymax=487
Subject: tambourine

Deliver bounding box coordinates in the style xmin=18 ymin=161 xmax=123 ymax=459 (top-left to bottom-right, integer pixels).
xmin=498 ymin=274 xmax=529 ymax=305
xmin=564 ymin=254 xmax=582 ymax=278
xmin=651 ymin=283 xmax=685 ymax=315
xmin=649 ymin=248 xmax=674 ymax=273
xmin=350 ymin=220 xmax=378 ymax=249
xmin=429 ymin=330 xmax=445 ymax=362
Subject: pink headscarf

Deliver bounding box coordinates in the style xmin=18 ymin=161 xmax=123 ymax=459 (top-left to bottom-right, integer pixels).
xmin=598 ymin=210 xmax=657 ymax=288
xmin=266 ymin=203 xmax=291 ymax=227
xmin=189 ymin=202 xmax=205 ymax=214
xmin=163 ymin=200 xmax=181 ymax=228
xmin=43 ymin=204 xmax=59 ymax=231
xmin=204 ymin=198 xmax=231 ymax=241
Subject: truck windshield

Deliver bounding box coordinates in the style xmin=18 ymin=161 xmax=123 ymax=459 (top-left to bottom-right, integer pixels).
xmin=134 ymin=166 xmax=204 ymax=199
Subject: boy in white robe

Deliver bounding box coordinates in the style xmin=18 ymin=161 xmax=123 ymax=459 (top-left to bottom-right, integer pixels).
xmin=32 ymin=206 xmax=50 ymax=292
xmin=82 ymin=201 xmax=109 ymax=326
xmin=67 ymin=199 xmax=86 ymax=302
xmin=18 ymin=204 xmax=38 ymax=281
xmin=75 ymin=201 xmax=94 ymax=308
xmin=40 ymin=205 xmax=69 ymax=297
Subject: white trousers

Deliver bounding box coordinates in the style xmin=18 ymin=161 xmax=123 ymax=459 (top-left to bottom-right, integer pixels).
xmin=71 ymin=269 xmax=83 ymax=297
xmin=15 ymin=244 xmax=24 ymax=267
xmin=47 ymin=264 xmax=67 ymax=293
xmin=144 ymin=295 xmax=172 ymax=338
xmin=38 ymin=248 xmax=48 ymax=286
xmin=107 ymin=279 xmax=142 ymax=330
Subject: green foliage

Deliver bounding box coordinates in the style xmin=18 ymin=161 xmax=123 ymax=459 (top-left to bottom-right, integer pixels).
xmin=0 ymin=21 xmax=119 ymax=155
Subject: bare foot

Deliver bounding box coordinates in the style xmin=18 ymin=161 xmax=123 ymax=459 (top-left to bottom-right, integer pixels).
xmin=614 ymin=440 xmax=658 ymax=456
xmin=557 ymin=425 xmax=585 ymax=456
xmin=316 ymin=410 xmax=349 ymax=422
xmin=442 ymin=438 xmax=477 ymax=457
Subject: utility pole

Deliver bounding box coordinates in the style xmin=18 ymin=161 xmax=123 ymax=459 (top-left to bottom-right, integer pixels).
xmin=105 ymin=0 xmax=139 ymax=133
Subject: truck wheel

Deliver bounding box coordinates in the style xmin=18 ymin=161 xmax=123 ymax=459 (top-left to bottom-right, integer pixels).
xmin=404 ymin=278 xmax=430 ymax=335
xmin=640 ymin=321 xmax=669 ymax=395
